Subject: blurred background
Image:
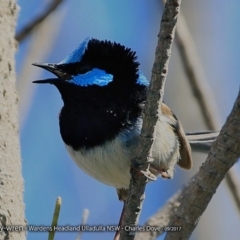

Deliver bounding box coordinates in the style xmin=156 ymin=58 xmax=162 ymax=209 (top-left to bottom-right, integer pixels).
xmin=16 ymin=0 xmax=240 ymax=239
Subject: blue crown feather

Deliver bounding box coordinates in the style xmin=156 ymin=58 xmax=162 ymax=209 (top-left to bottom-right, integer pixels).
xmin=60 ymin=37 xmax=90 ymax=64
xmin=57 ymin=37 xmax=149 ymax=88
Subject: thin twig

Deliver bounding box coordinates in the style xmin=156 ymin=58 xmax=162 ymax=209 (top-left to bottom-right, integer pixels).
xmin=48 ymin=197 xmax=61 ymax=240
xmin=119 ymin=1 xmax=182 ymax=239
xmin=136 ymin=2 xmax=240 ymax=239
xmin=76 ymin=209 xmax=89 ymax=240
xmin=16 ymin=0 xmax=63 ymax=43
xmin=164 ymin=90 xmax=240 ymax=239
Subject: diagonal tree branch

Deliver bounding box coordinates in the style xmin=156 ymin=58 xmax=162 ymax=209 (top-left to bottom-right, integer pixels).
xmin=137 ymin=104 xmax=240 ymax=240
xmin=164 ymin=90 xmax=240 ymax=239
xmin=119 ymin=0 xmax=182 ymax=239
xmin=15 ymin=0 xmax=64 ymax=43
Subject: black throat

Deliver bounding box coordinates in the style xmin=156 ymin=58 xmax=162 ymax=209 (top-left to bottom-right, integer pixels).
xmin=58 ymin=83 xmax=146 ymax=150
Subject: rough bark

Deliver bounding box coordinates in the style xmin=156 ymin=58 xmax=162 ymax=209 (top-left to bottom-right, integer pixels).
xmin=119 ymin=1 xmax=182 ymax=239
xmin=0 ymin=1 xmax=26 ymax=239
xmin=165 ymin=90 xmax=240 ymax=239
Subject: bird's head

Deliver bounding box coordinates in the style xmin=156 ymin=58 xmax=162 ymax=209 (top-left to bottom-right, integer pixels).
xmin=33 ymin=38 xmax=150 ymax=149
xmin=33 ymin=38 xmax=149 ymax=104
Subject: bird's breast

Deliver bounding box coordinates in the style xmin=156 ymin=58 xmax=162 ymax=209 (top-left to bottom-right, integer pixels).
xmin=64 ymin=115 xmax=181 ymax=187
xmin=65 ymin=135 xmax=134 ymax=189
xmin=61 ymin=100 xmax=181 ymax=187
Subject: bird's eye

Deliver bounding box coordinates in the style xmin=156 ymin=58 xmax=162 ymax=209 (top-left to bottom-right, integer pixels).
xmin=77 ymin=65 xmax=92 ymax=74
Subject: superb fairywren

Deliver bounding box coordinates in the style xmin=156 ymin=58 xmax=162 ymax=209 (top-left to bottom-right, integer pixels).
xmin=33 ymin=38 xmax=217 ymax=201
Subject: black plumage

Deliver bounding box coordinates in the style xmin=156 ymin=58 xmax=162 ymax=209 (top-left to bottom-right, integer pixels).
xmin=35 ymin=39 xmax=148 ymax=150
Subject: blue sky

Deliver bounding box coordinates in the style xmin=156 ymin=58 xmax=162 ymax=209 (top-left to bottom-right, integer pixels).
xmin=16 ymin=1 xmax=240 ymax=239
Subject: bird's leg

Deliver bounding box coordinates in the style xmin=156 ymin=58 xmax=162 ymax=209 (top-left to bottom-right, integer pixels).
xmin=114 ymin=162 xmax=158 ymax=240
xmin=114 ymin=189 xmax=128 ymax=240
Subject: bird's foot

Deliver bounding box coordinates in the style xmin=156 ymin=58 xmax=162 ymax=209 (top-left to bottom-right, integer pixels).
xmin=149 ymin=165 xmax=172 ymax=179
xmin=140 ymin=169 xmax=157 ymax=181
xmin=130 ymin=159 xmax=157 ymax=182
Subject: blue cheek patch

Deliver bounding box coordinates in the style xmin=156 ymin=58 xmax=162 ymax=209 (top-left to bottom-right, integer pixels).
xmin=137 ymin=71 xmax=149 ymax=86
xmin=59 ymin=37 xmax=90 ymax=64
xmin=68 ymin=69 xmax=148 ymax=87
xmin=68 ymin=68 xmax=113 ymax=87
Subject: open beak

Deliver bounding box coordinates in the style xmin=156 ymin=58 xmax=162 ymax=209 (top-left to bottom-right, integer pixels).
xmin=32 ymin=62 xmax=63 ymax=76
xmin=32 ymin=62 xmax=71 ymax=84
